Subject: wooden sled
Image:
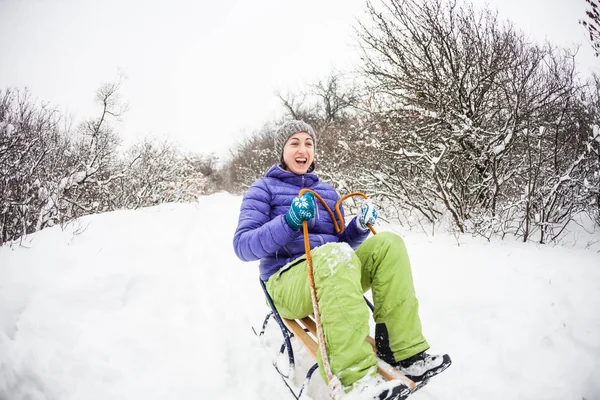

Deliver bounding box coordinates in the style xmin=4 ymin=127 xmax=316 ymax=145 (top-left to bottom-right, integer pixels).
xmin=255 ymin=280 xmax=416 ymax=399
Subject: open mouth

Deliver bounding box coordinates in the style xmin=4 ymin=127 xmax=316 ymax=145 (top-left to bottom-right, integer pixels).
xmin=295 ymin=158 xmax=308 ymax=165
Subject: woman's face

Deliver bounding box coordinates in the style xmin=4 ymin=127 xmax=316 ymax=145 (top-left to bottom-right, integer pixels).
xmin=282 ymin=131 xmax=315 ymax=175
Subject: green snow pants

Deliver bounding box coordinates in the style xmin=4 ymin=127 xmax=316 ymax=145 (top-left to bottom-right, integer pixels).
xmin=265 ymin=232 xmax=429 ymax=389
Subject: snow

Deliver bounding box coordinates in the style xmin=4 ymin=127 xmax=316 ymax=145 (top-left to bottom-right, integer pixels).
xmin=1 ymin=192 xmax=599 ymax=400
xmin=0 ymin=121 xmax=15 ymax=137
xmin=492 ymin=130 xmax=513 ymax=155
xmin=320 ymin=242 xmax=356 ymax=275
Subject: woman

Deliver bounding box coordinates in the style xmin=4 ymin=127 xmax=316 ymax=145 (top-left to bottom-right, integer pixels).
xmin=233 ymin=120 xmax=450 ymax=398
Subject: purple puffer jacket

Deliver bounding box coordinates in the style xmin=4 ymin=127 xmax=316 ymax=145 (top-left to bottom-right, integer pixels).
xmin=233 ymin=164 xmax=369 ymax=281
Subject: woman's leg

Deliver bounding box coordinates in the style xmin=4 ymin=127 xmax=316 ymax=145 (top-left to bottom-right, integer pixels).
xmin=266 ymin=242 xmax=377 ymax=388
xmin=355 ymin=232 xmax=430 ymax=364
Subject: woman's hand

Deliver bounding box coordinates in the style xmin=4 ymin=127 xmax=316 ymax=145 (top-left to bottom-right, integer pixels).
xmin=357 ymin=199 xmax=378 ymax=230
xmin=285 ymin=192 xmax=316 ymax=231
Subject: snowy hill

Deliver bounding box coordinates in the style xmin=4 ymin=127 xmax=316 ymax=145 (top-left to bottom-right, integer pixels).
xmin=1 ymin=192 xmax=599 ymax=400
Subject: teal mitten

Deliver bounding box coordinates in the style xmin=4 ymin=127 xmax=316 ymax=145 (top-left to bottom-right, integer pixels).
xmin=285 ymin=192 xmax=316 ymax=231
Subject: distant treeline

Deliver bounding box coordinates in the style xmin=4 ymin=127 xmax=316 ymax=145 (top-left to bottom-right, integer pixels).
xmin=0 ymin=80 xmax=221 ymax=246
xmin=2 ymin=0 xmax=598 ymax=246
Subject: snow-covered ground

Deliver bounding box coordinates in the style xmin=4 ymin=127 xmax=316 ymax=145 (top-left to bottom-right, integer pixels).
xmin=1 ymin=192 xmax=599 ymax=400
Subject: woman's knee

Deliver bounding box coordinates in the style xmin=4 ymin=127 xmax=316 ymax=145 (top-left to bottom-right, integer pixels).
xmin=312 ymin=242 xmax=361 ymax=278
xmin=357 ymin=232 xmax=410 ymax=272
xmin=368 ymin=231 xmax=406 ymax=249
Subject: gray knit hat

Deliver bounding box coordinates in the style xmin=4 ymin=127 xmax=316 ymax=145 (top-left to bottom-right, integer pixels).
xmin=273 ymin=120 xmax=317 ymax=162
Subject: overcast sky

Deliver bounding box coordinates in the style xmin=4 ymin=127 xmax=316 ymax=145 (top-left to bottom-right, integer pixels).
xmin=0 ymin=0 xmax=597 ymax=159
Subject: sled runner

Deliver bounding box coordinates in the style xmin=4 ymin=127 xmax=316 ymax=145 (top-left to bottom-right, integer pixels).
xmin=254 ymin=278 xmax=320 ymax=399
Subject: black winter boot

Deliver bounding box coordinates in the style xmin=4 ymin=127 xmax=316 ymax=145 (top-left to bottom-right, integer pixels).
xmin=394 ymin=352 xmax=452 ymax=383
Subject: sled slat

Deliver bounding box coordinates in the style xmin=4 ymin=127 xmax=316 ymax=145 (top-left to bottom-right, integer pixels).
xmin=282 ymin=318 xmax=318 ymax=358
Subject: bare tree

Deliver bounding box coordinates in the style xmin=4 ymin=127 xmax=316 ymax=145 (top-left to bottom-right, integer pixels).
xmin=115 ymin=139 xmax=184 ymax=207
xmin=580 ymin=0 xmax=600 ymax=57
xmin=356 ymin=0 xmax=596 ymax=241
xmin=357 ymin=0 xmax=524 ymax=231
xmin=311 ymin=72 xmax=360 ymax=123
xmin=0 ymin=88 xmax=62 ymax=244
xmin=35 ymin=78 xmax=125 ymax=230
xmin=274 ymin=90 xmax=318 ymax=124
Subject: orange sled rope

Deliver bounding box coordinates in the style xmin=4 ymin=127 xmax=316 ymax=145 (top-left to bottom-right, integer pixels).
xmin=298 ymin=189 xmax=376 ymax=399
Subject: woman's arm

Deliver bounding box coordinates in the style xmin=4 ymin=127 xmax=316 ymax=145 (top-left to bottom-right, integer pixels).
xmin=338 ymin=214 xmax=370 ymax=249
xmin=233 ymin=180 xmax=300 ymax=261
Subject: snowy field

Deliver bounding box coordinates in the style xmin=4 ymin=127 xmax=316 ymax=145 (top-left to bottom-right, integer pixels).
xmin=1 ymin=192 xmax=599 ymax=400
